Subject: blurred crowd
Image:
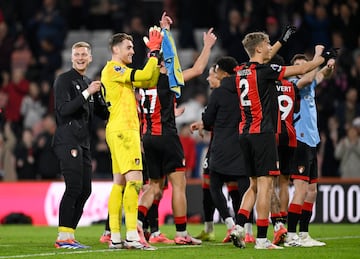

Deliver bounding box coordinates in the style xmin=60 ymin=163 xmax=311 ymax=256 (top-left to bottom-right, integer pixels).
xmin=0 ymin=0 xmax=360 ymax=181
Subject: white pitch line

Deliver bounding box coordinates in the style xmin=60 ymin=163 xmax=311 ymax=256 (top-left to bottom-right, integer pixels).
xmin=0 ymin=245 xmax=206 ymax=258
xmin=1 ymin=236 xmax=360 ymax=259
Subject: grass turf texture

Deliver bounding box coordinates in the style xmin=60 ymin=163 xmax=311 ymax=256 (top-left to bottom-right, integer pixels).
xmin=0 ymin=223 xmax=359 ymax=259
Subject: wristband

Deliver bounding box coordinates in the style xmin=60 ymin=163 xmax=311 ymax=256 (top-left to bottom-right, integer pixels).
xmin=278 ymin=39 xmax=285 ymax=45
xmin=148 ymin=50 xmax=160 ymax=59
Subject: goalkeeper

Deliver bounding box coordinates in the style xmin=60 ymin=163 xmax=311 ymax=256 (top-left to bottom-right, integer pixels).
xmin=100 ymin=26 xmax=163 ymax=250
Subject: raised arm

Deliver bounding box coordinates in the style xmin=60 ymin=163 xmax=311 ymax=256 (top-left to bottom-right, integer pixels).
xmin=296 ymin=45 xmax=324 ymax=88
xmin=183 ymin=28 xmax=217 ymax=81
xmin=132 ymin=26 xmax=163 ymax=83
xmin=270 ymin=25 xmax=297 ymax=59
xmin=159 ymin=11 xmax=217 ymax=82
xmin=315 ymin=58 xmax=335 ymax=84
xmin=159 ymin=11 xmax=173 ymax=31
xmin=284 ymin=56 xmax=325 ymax=79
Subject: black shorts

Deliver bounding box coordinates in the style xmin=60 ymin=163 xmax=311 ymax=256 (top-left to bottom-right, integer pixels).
xmin=142 ymin=134 xmax=185 ymax=180
xmin=210 ymin=170 xmax=240 ymax=182
xmin=291 ymin=140 xmax=318 ymax=183
xmin=278 ymin=145 xmax=295 ymax=176
xmin=142 ymin=149 xmax=169 ymax=189
xmin=239 ymin=133 xmax=280 ymax=177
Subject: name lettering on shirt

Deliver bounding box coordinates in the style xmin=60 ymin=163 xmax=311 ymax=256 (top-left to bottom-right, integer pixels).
xmin=276 ymin=85 xmax=292 ymax=92
xmin=237 ymin=69 xmax=252 ymax=76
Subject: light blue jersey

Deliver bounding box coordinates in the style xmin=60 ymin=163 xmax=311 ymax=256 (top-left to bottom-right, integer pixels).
xmin=291 ymin=78 xmax=320 ymax=147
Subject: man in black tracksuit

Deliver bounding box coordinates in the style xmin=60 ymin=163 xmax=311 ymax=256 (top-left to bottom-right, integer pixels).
xmin=53 ymin=41 xmax=109 ymax=249
xmin=192 ymin=57 xmax=250 ymax=242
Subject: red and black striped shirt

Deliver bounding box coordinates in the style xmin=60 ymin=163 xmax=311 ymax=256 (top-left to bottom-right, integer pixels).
xmin=235 ymin=62 xmax=286 ymax=134
xmin=139 ymin=74 xmax=178 ymax=136
xmin=274 ymin=79 xmax=299 ymax=147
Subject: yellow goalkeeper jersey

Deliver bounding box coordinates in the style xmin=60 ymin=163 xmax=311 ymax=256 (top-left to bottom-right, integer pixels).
xmin=101 ymin=58 xmax=159 ymax=132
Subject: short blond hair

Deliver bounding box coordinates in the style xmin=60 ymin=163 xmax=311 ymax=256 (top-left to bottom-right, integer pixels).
xmin=72 ymin=41 xmax=91 ymax=54
xmin=242 ymin=32 xmax=269 ymax=58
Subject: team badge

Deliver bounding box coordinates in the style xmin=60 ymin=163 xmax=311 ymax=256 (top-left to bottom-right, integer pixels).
xmin=76 ymin=84 xmax=80 ymax=90
xmin=270 ymin=64 xmax=282 ymax=72
xmin=70 ymin=149 xmax=78 ymax=157
xmin=182 ymin=158 xmax=186 ymax=167
xmin=135 ymin=158 xmax=140 ymax=165
xmin=298 ymin=166 xmax=305 ymax=174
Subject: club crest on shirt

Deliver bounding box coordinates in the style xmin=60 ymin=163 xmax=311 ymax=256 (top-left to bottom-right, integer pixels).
xmin=135 ymin=158 xmax=140 ymax=165
xmin=298 ymin=166 xmax=305 ymax=174
xmin=270 ymin=64 xmax=282 ymax=72
xmin=70 ymin=149 xmax=78 ymax=157
xmin=114 ymin=65 xmax=126 ymax=74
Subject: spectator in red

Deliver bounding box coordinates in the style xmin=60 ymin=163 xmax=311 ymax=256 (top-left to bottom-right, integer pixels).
xmin=3 ymin=68 xmax=30 ymax=137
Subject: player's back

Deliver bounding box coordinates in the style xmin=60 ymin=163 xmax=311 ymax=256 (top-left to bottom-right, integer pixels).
xmin=235 ymin=62 xmax=286 ymax=134
xmin=139 ymin=73 xmax=177 ymax=136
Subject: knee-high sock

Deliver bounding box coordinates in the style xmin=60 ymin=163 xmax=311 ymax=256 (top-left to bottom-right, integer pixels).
xmin=236 ymin=177 xmax=251 ymax=224
xmin=123 ymin=180 xmax=143 ymax=232
xmin=175 ymin=215 xmax=187 ymax=232
xmin=108 ymin=184 xmax=124 ymax=234
xmin=287 ymin=203 xmax=302 ymax=233
xmin=148 ymin=199 xmax=160 ymax=233
xmin=299 ymin=202 xmax=313 ymax=232
xmin=236 ymin=209 xmax=250 ymax=227
xmin=256 ymin=218 xmax=269 ymax=238
xmin=202 ymin=184 xmax=215 ymax=222
xmin=280 ymin=211 xmax=288 ymax=224
xmin=227 ymin=185 xmax=240 ymax=214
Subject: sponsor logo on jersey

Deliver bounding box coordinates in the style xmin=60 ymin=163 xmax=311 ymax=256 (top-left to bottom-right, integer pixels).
xmin=114 ymin=65 xmax=126 ymax=74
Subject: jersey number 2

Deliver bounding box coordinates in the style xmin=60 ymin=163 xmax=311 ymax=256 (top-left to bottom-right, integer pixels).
xmin=239 ymin=78 xmax=251 ymax=106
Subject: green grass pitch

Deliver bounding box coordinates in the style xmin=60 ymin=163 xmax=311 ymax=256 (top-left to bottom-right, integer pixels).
xmin=0 ymin=223 xmax=359 ymax=258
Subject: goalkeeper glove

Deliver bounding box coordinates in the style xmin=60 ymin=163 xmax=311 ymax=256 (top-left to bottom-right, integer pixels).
xmin=279 ymin=25 xmax=297 ymax=45
xmin=143 ymin=26 xmax=163 ymax=51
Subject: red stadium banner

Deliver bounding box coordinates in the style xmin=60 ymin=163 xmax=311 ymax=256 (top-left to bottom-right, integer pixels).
xmin=0 ymin=179 xmax=359 ymax=225
xmin=0 ymin=181 xmax=173 ymax=226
